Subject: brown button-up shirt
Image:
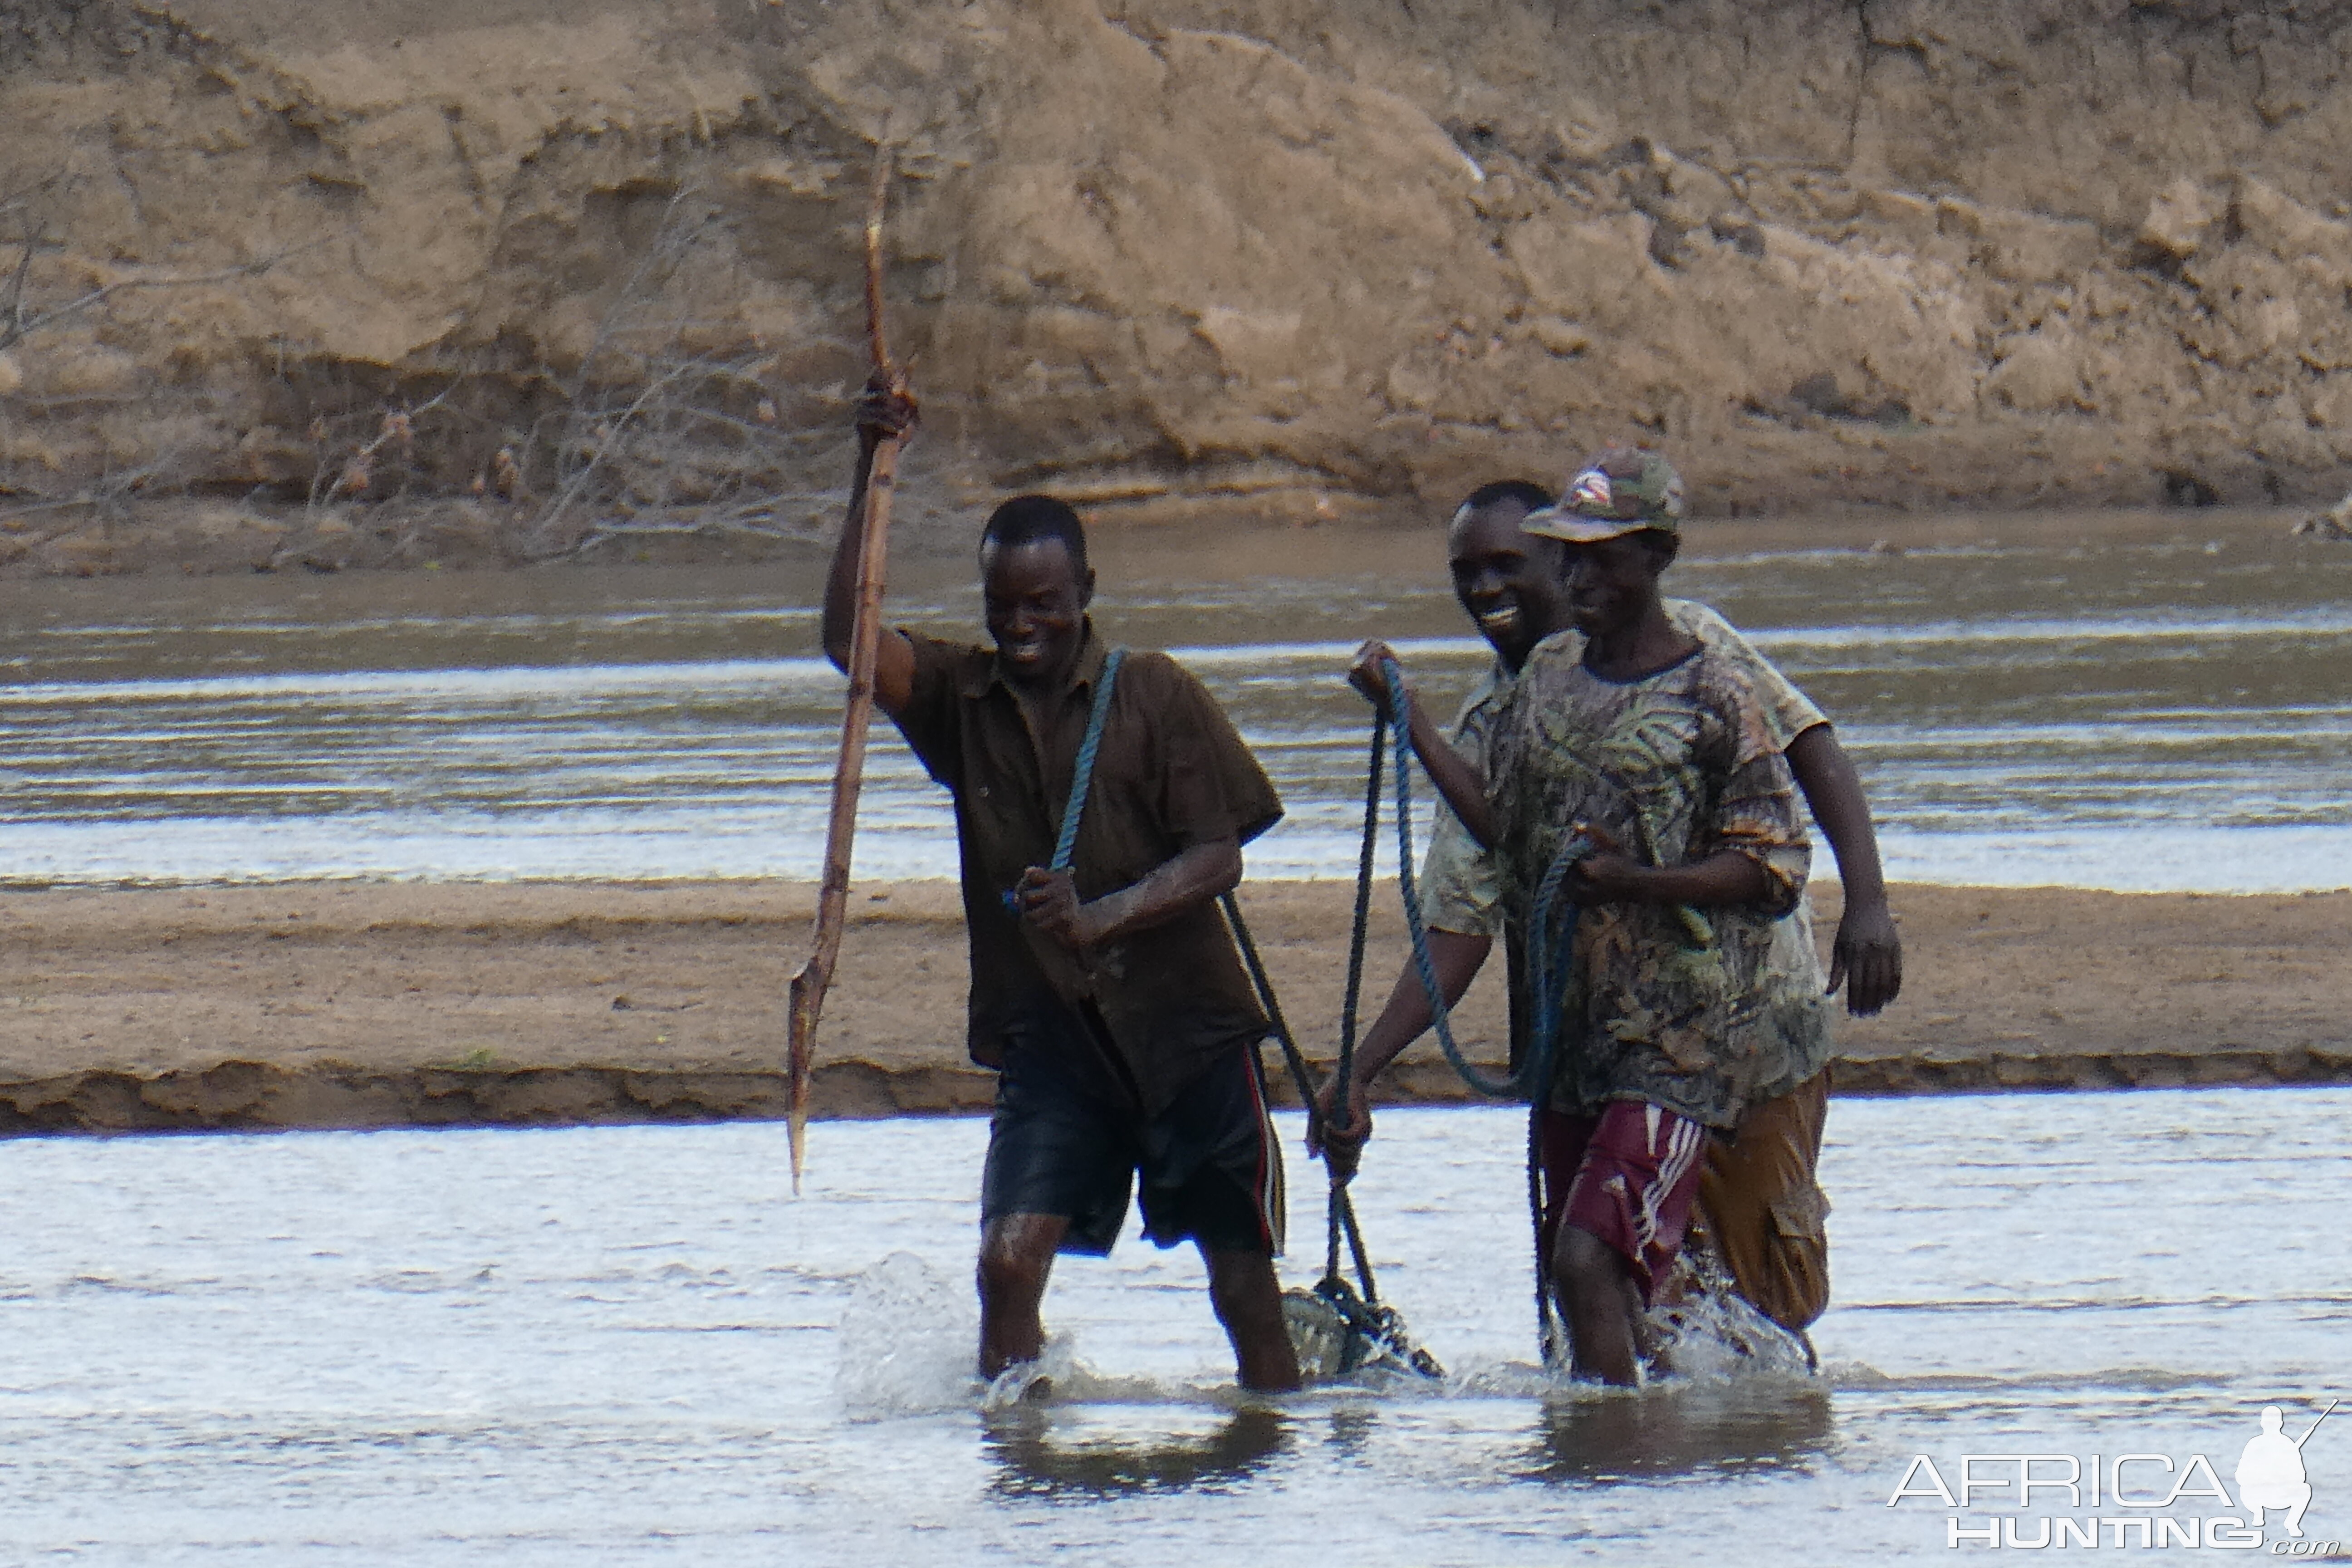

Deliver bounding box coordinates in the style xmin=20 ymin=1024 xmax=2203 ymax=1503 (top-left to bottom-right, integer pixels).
xmin=890 ymin=624 xmax=1284 ymax=1113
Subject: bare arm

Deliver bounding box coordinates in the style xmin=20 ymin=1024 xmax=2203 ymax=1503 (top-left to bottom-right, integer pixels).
xmin=819 ymin=388 xmax=918 ymax=715
xmin=1347 ymin=640 xmax=1495 ymax=847
xmin=1309 ymin=930 xmax=1491 ymax=1178
xmin=1349 ymin=931 xmax=1494 ymax=1086
xmin=1016 ymin=837 xmax=1242 ymax=951
xmin=1784 ymin=724 xmax=1903 ymax=1015
xmin=1569 ymin=845 xmax=1772 ymax=908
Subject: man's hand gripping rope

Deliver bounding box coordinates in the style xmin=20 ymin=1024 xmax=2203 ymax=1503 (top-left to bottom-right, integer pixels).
xmin=1313 ymin=650 xmax=1595 ymax=1182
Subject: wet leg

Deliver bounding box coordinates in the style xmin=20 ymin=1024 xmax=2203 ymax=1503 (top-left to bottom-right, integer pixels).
xmin=1553 ymin=1225 xmax=1643 ymax=1386
xmin=978 ymin=1212 xmax=1068 ymax=1378
xmin=1202 ymin=1246 xmax=1303 ymax=1392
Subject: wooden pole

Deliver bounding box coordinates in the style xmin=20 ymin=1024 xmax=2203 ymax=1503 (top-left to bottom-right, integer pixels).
xmin=787 ymin=152 xmax=906 ymax=1191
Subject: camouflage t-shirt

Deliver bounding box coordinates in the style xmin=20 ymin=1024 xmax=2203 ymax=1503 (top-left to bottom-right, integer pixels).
xmin=1485 ymin=629 xmax=1831 ymax=1130
xmin=1417 ymin=602 xmax=1836 ymax=1103
xmin=1417 ymin=664 xmax=1514 ymax=940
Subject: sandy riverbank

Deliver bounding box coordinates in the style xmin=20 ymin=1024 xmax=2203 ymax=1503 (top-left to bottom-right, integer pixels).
xmin=13 ymin=0 xmax=2352 ymax=559
xmin=2 ymin=879 xmax=2346 ymax=1134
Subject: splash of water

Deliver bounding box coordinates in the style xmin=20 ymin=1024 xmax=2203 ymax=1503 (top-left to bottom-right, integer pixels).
xmin=1647 ymin=1282 xmax=1817 ymax=1382
xmin=834 ymin=1252 xmax=1194 ymax=1416
xmin=832 ymin=1251 xmax=980 ymax=1418
xmin=832 ymin=1248 xmax=1811 ymax=1420
xmin=979 ymin=1341 xmax=1251 ymax=1412
xmin=979 ymin=1340 xmax=1097 ymax=1414
xmin=1417 ymin=1277 xmax=1818 ymax=1398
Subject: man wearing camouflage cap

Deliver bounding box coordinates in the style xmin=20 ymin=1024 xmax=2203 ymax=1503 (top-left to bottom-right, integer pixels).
xmin=1351 ymin=446 xmax=1832 ymax=1384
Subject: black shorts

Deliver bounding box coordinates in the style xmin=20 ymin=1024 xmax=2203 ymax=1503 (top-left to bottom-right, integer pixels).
xmin=980 ymin=1039 xmax=1286 ymax=1257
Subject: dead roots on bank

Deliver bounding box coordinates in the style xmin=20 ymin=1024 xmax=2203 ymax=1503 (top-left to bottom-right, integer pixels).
xmin=1 ymin=176 xmax=873 ymax=575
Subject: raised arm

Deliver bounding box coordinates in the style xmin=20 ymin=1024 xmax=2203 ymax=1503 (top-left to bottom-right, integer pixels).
xmin=1784 ymin=724 xmax=1902 ymax=1015
xmin=820 ymin=386 xmax=919 ymax=716
xmin=1347 ymin=640 xmax=1495 ymax=847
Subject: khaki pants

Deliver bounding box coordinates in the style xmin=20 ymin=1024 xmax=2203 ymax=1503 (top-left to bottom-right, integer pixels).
xmin=1691 ymin=1071 xmax=1831 ymax=1332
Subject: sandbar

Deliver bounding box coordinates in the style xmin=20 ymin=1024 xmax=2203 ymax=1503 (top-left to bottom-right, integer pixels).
xmin=2 ymin=879 xmax=2345 ymax=1134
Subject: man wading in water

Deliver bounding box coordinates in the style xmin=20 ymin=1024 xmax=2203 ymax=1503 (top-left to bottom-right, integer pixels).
xmin=1334 ymin=449 xmax=1840 ymax=1383
xmin=821 ymin=390 xmax=1303 ymax=1394
xmin=1316 ymin=476 xmax=1900 ymax=1345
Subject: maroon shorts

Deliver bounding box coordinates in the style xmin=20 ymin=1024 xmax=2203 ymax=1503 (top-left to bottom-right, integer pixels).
xmin=1537 ymin=1101 xmax=1710 ymax=1303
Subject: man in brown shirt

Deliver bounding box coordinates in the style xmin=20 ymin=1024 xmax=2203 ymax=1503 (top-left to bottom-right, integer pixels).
xmin=821 ymin=391 xmax=1302 ymax=1392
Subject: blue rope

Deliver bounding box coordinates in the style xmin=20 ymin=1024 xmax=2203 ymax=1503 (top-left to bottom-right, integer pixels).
xmin=1054 ymin=649 xmax=1124 ymax=870
xmin=1378 ymin=657 xmax=1589 ymax=1103
xmin=1334 ymin=709 xmax=1385 ymax=1100
xmin=1326 ymin=710 xmax=1387 ymax=1284
xmin=1522 ymin=820 xmax=1596 ymax=1098
xmin=1001 ymin=647 xmax=1126 ymax=917
xmin=1049 ymin=647 xmax=1126 ymax=874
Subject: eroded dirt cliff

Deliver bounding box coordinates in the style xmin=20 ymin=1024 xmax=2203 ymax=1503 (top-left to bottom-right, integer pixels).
xmin=3 ymin=0 xmax=2351 ymax=570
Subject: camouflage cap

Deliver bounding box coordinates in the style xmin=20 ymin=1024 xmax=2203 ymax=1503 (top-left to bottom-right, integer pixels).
xmin=1523 ymin=446 xmax=1686 ymax=543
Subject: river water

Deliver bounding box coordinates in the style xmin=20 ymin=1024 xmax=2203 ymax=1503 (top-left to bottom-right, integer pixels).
xmin=0 ymin=1088 xmax=2343 ymax=1562
xmin=4 ymin=509 xmax=2350 ymax=891
xmin=5 ymin=515 xmax=2349 ymax=1558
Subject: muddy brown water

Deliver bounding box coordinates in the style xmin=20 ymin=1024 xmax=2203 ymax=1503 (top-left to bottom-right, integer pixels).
xmin=2 ymin=519 xmax=2347 ymax=1559
xmin=3 ymin=508 xmax=2347 ymax=892
xmin=0 ymin=1091 xmax=2344 ymax=1561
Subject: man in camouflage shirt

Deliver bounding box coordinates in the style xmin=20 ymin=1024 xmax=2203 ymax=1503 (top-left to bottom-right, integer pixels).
xmin=1484 ymin=599 xmax=1824 ymax=1131
xmin=1416 ymin=596 xmax=1849 ymax=1340
xmin=1357 ymin=447 xmax=1830 ymax=1383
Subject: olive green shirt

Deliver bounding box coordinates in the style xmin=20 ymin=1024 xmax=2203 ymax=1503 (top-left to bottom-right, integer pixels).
xmin=890 ymin=624 xmax=1283 ymax=1113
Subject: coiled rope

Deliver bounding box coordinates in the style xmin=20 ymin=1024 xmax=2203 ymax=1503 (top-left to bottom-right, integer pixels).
xmin=1372 ymin=656 xmax=1592 ymax=1104
xmin=1367 ymin=656 xmax=1591 ymax=1361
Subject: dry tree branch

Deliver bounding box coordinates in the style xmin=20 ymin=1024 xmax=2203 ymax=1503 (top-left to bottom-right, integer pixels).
xmin=526 ymin=354 xmax=712 ymax=551
xmin=0 ymin=257 xmax=286 ymax=353
xmin=516 ymin=187 xmax=732 ymax=556
xmin=0 ymin=174 xmax=68 ymax=348
xmin=2 ymin=235 xmax=36 ymax=347
xmin=786 ymin=148 xmax=910 ymax=1189
xmin=304 ymin=383 xmax=460 ymax=516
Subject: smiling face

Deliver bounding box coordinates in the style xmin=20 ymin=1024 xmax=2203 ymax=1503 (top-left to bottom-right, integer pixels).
xmin=981 ymin=537 xmax=1094 ymax=688
xmin=1559 ymin=531 xmax=1672 ymax=641
xmin=1448 ymin=500 xmax=1563 ymax=670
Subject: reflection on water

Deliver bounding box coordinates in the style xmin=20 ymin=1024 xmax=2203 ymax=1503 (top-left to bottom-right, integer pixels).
xmin=2 ymin=510 xmax=2349 ymax=890
xmin=1521 ymin=1383 xmax=1836 ymax=1481
xmin=984 ymin=1406 xmax=1292 ymax=1498
xmin=0 ymin=1089 xmax=2343 ymax=1563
